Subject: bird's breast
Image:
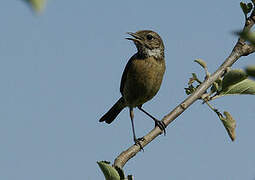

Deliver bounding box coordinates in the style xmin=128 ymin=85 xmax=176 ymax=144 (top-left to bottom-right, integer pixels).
xmin=122 ymin=57 xmax=165 ymax=107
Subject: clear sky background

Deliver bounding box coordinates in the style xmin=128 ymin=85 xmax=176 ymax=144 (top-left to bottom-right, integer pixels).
xmin=0 ymin=0 xmax=255 ymax=180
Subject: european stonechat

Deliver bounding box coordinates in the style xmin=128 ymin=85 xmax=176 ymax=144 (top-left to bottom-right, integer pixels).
xmin=100 ymin=30 xmax=166 ymax=149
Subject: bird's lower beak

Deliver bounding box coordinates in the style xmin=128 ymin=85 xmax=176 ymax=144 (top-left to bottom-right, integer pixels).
xmin=125 ymin=32 xmax=142 ymax=43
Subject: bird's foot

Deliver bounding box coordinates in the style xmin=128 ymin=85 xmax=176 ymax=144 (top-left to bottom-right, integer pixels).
xmin=134 ymin=137 xmax=145 ymax=151
xmin=154 ymin=119 xmax=166 ymax=136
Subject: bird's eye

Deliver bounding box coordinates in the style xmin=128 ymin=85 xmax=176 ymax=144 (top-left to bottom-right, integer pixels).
xmin=146 ymin=34 xmax=153 ymax=40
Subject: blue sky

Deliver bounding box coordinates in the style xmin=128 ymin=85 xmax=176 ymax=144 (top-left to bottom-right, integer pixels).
xmin=0 ymin=0 xmax=255 ymax=179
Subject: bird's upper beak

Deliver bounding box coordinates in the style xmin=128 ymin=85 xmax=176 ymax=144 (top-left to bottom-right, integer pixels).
xmin=125 ymin=32 xmax=142 ymax=43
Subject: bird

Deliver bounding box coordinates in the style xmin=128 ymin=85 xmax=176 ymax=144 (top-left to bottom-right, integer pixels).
xmin=99 ymin=30 xmax=166 ymax=149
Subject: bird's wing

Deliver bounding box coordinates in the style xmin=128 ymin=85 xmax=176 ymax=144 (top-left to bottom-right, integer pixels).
xmin=120 ymin=55 xmax=136 ymax=95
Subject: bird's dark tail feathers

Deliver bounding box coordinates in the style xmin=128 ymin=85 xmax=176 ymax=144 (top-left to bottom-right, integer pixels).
xmin=99 ymin=97 xmax=126 ymax=124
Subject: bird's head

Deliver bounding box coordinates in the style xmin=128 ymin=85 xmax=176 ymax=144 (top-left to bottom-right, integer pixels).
xmin=126 ymin=30 xmax=164 ymax=59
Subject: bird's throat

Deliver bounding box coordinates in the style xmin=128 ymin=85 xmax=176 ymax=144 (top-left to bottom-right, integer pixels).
xmin=145 ymin=48 xmax=163 ymax=59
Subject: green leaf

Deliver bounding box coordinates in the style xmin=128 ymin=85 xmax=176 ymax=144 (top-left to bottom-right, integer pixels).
xmin=240 ymin=2 xmax=253 ymax=15
xmin=219 ymin=111 xmax=236 ymax=141
xmin=194 ymin=58 xmax=207 ymax=69
xmin=219 ymin=78 xmax=255 ymax=96
xmin=247 ymin=3 xmax=253 ymax=12
xmin=97 ymin=161 xmax=122 ymax=180
xmin=247 ymin=3 xmax=253 ymax=9
xmin=246 ymin=65 xmax=255 ymax=77
xmin=209 ymin=69 xmax=255 ymax=100
xmin=237 ymin=30 xmax=255 ymax=45
xmin=240 ymin=2 xmax=248 ymax=14
xmin=24 ymin=0 xmax=46 ymax=13
xmin=240 ymin=2 xmax=247 ymax=14
xmin=221 ymin=69 xmax=248 ymax=90
xmin=214 ymin=69 xmax=255 ymax=97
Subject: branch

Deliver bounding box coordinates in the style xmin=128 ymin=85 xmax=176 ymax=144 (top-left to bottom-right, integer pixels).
xmin=113 ymin=6 xmax=255 ymax=169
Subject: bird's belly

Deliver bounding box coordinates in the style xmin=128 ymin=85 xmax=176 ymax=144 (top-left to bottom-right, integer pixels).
xmin=122 ymin=59 xmax=165 ymax=107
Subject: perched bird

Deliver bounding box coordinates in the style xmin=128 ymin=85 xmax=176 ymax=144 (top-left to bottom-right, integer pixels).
xmin=99 ymin=30 xmax=166 ymax=149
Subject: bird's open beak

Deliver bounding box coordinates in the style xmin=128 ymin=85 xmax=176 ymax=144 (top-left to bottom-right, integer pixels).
xmin=125 ymin=32 xmax=142 ymax=43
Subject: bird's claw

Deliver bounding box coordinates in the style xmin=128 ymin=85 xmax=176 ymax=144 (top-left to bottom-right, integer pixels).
xmin=134 ymin=137 xmax=145 ymax=151
xmin=154 ymin=120 xmax=166 ymax=136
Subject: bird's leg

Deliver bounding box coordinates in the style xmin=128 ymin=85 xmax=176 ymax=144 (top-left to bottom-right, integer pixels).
xmin=129 ymin=107 xmax=144 ymax=151
xmin=138 ymin=106 xmax=166 ymax=135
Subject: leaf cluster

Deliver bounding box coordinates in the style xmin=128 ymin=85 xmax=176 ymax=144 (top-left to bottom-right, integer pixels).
xmin=185 ymin=59 xmax=255 ymax=141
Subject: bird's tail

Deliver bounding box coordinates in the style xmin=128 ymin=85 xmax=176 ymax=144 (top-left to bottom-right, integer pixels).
xmin=99 ymin=97 xmax=126 ymax=124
